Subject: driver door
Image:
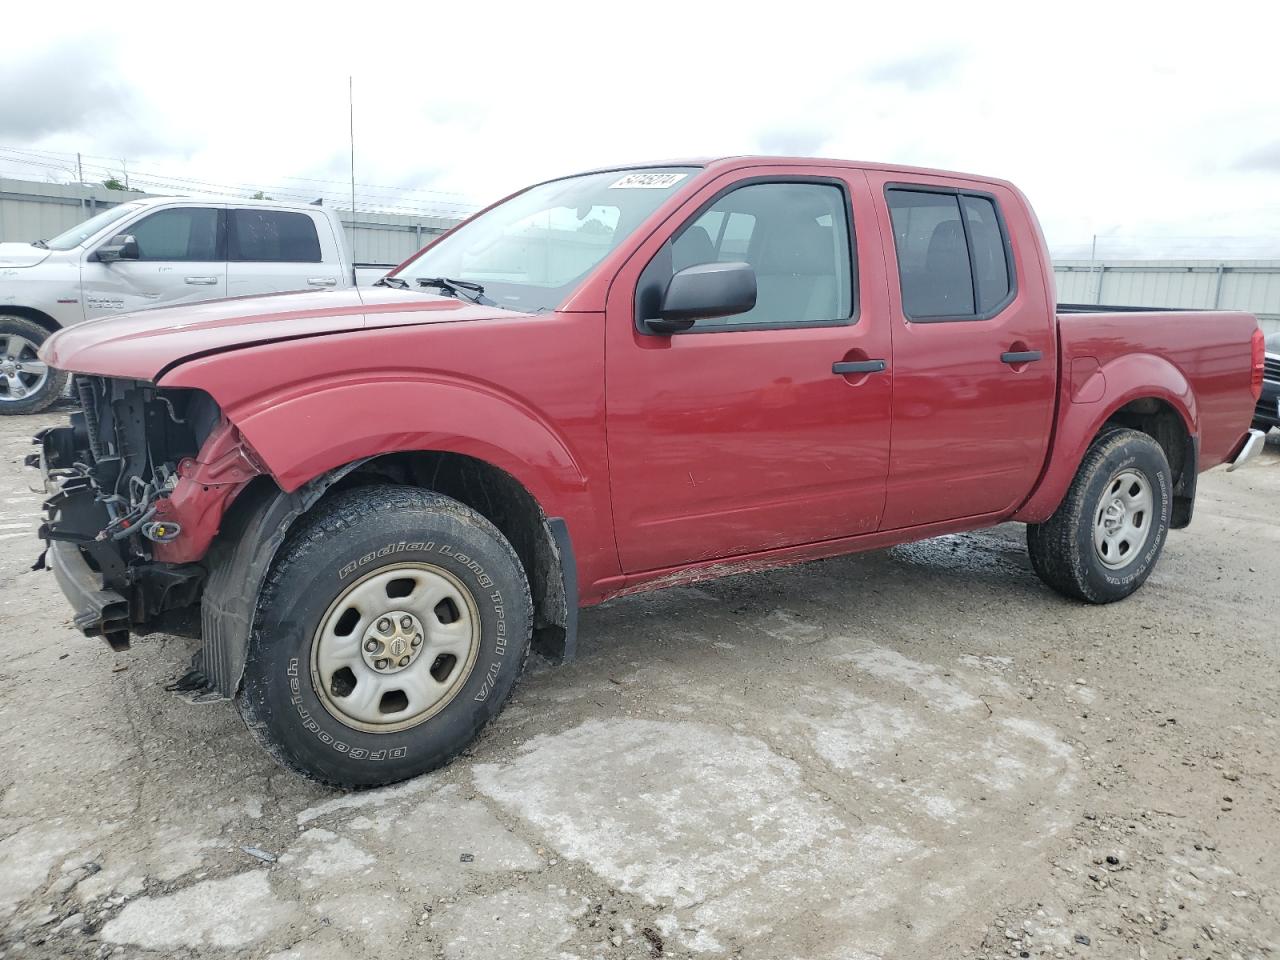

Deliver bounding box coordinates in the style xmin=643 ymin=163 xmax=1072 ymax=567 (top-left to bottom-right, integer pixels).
xmin=80 ymin=205 xmax=227 ymax=319
xmin=604 ymin=168 xmax=893 ymax=573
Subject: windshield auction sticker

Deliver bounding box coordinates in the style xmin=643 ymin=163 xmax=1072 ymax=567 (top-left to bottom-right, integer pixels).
xmin=609 ymin=172 xmax=688 ymax=189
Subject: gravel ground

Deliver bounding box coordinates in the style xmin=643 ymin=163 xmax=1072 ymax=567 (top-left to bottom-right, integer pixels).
xmin=0 ymin=410 xmax=1277 ymax=959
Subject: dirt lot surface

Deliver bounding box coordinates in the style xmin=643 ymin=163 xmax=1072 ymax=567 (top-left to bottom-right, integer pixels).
xmin=0 ymin=409 xmax=1277 ymax=960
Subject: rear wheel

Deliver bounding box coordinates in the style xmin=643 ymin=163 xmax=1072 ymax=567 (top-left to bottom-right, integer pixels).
xmin=1027 ymin=428 xmax=1172 ymax=603
xmin=0 ymin=316 xmax=68 ymax=415
xmin=237 ymin=485 xmax=532 ymax=787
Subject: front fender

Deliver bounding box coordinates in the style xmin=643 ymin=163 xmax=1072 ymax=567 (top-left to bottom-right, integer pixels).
xmin=166 ymin=371 xmax=614 ymax=586
xmin=1013 ymin=352 xmax=1197 ymax=524
xmin=238 ymin=375 xmax=581 ymax=490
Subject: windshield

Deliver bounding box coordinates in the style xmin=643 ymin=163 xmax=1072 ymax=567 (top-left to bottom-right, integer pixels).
xmin=45 ymin=203 xmax=144 ymax=251
xmin=390 ymin=167 xmax=699 ymax=312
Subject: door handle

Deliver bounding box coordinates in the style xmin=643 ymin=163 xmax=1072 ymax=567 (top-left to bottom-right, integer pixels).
xmin=832 ymin=359 xmax=887 ymax=375
xmin=184 ymin=276 xmax=218 ymax=285
xmin=1001 ymin=350 xmax=1042 ymax=364
xmin=308 ymin=277 xmax=338 ymax=287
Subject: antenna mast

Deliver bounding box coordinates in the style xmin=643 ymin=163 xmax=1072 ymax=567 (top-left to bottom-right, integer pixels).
xmin=349 ymin=76 xmax=357 ymax=274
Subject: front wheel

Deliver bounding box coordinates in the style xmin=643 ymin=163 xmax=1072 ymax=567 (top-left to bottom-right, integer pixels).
xmin=237 ymin=485 xmax=533 ymax=788
xmin=0 ymin=316 xmax=69 ymax=415
xmin=1027 ymin=428 xmax=1172 ymax=603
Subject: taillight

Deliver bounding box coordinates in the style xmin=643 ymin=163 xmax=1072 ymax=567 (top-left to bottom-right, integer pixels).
xmin=1251 ymin=326 xmax=1265 ymax=400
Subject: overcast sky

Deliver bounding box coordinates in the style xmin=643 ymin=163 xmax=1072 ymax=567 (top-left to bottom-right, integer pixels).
xmin=2 ymin=0 xmax=1278 ymax=258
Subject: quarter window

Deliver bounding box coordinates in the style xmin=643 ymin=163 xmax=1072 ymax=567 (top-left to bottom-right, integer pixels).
xmin=663 ymin=181 xmax=853 ymax=329
xmin=128 ymin=207 xmax=221 ymax=262
xmin=962 ymin=196 xmax=1011 ymax=313
xmin=886 ymin=188 xmax=1014 ymax=320
xmin=229 ymin=210 xmax=322 ymax=263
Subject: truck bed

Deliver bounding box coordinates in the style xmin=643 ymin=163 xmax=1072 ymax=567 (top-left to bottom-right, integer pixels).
xmin=1054 ymin=306 xmax=1259 ymax=470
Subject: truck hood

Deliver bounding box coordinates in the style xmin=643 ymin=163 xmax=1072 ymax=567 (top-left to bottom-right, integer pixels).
xmin=0 ymin=242 xmax=52 ymax=268
xmin=42 ymin=287 xmax=526 ymax=381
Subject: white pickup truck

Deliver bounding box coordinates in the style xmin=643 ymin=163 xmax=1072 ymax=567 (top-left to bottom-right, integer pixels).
xmin=0 ymin=196 xmax=385 ymax=414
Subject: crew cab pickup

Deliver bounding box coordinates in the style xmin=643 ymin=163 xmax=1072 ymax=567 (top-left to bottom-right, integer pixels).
xmin=0 ymin=196 xmax=369 ymax=414
xmin=31 ymin=157 xmax=1267 ymax=787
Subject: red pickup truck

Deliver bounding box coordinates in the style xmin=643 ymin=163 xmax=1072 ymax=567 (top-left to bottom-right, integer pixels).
xmin=32 ymin=157 xmax=1266 ymax=787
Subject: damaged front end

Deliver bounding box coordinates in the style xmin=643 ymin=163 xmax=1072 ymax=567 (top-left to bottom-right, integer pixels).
xmin=29 ymin=376 xmax=260 ymax=649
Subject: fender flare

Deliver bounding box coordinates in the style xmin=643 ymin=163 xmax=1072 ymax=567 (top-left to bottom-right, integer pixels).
xmin=1014 ymin=352 xmax=1198 ymax=524
xmin=196 ymin=465 xmax=581 ymax=700
xmin=224 ymin=375 xmax=595 ymax=529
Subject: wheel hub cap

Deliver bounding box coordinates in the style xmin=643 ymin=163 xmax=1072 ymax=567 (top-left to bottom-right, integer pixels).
xmin=311 ymin=562 xmax=481 ymax=733
xmin=360 ymin=610 xmax=424 ymax=673
xmin=1093 ymin=469 xmax=1153 ymax=569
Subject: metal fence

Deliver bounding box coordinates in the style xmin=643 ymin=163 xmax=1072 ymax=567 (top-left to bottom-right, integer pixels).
xmin=0 ymin=177 xmax=463 ymax=267
xmin=1054 ymin=260 xmax=1280 ymax=334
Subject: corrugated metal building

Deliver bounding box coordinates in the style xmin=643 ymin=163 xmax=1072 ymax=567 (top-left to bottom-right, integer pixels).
xmin=1054 ymin=260 xmax=1280 ymax=333
xmin=0 ymin=177 xmax=462 ymax=266
xmin=5 ymin=177 xmax=1280 ymax=332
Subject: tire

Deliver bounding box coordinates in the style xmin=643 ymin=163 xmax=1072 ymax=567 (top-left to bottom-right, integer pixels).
xmin=0 ymin=315 xmax=69 ymax=415
xmin=1026 ymin=428 xmax=1172 ymax=604
xmin=236 ymin=485 xmax=532 ymax=788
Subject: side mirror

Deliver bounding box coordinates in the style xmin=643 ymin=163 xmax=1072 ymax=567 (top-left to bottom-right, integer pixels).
xmin=645 ymin=261 xmax=756 ymax=335
xmin=96 ymin=234 xmax=138 ymax=263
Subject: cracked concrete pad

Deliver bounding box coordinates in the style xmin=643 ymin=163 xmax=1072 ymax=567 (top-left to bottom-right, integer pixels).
xmin=474 ymin=719 xmax=917 ymax=951
xmin=100 ymin=870 xmax=298 ymax=950
xmin=0 ymin=820 xmax=101 ymax=919
xmin=265 ymin=928 xmax=356 ymax=960
xmin=805 ymin=643 xmax=1077 ymax=809
xmin=310 ymin=891 xmax=416 ymax=951
xmin=296 ymin=775 xmax=438 ymax=826
xmin=430 ymin=886 xmax=585 ymax=959
xmin=282 ymin=784 xmax=540 ymax=899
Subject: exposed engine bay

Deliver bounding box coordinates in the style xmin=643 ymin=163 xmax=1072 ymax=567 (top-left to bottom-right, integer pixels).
xmin=30 ymin=377 xmax=224 ymax=646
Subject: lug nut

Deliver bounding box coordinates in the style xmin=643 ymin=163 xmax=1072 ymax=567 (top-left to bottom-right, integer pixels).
xmin=375 ymin=658 xmax=389 ymax=670
xmin=365 ymin=639 xmax=379 ymax=652
xmin=377 ymin=617 xmax=391 ymax=633
xmin=398 ymin=656 xmax=410 ymax=667
xmin=400 ymin=616 xmax=413 ymax=630
xmin=411 ymin=635 xmax=422 ymax=647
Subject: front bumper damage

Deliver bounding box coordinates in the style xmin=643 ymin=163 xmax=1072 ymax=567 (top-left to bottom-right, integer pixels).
xmin=29 ymin=432 xmax=207 ymax=648
xmin=47 ymin=538 xmax=130 ymax=647
xmin=28 ymin=377 xmax=254 ymax=649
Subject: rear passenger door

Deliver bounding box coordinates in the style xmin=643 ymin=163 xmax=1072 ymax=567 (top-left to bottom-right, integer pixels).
xmin=867 ymin=174 xmax=1056 ymax=529
xmin=226 ymin=208 xmax=342 ymax=296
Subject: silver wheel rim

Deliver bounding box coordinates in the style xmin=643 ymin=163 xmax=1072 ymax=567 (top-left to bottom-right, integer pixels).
xmin=1093 ymin=468 xmax=1154 ymax=569
xmin=311 ymin=562 xmax=481 ymax=733
xmin=0 ymin=333 xmax=49 ymax=403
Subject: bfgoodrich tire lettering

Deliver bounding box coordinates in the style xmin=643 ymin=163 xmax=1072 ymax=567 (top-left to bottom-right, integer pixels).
xmin=1027 ymin=427 xmax=1172 ymax=604
xmin=236 ymin=485 xmax=532 ymax=788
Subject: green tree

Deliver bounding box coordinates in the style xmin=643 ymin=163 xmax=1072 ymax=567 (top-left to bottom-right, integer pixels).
xmin=251 ymin=190 xmax=274 ymax=200
xmin=103 ymin=178 xmax=126 ymax=191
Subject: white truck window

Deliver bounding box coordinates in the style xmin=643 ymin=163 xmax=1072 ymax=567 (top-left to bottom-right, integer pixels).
xmin=229 ymin=210 xmax=321 ymax=263
xmin=130 ymin=208 xmax=222 ymax=262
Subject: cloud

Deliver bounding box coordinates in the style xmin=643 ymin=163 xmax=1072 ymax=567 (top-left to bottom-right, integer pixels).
xmin=1 ymin=0 xmax=1278 ymax=257
xmin=1235 ymin=141 xmax=1280 ymax=172
xmin=867 ymin=50 xmax=968 ymax=91
xmin=0 ymin=38 xmax=134 ymax=140
xmin=755 ymin=126 xmax=830 ymax=157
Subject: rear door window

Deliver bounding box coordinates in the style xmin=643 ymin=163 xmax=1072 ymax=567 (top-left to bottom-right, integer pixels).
xmin=886 ymin=188 xmax=1014 ymax=320
xmin=229 ymin=210 xmax=322 ymax=263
